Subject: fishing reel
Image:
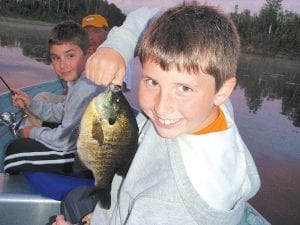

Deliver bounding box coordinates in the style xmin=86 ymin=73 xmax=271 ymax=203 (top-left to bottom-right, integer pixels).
xmin=0 ymin=111 xmax=26 ymax=137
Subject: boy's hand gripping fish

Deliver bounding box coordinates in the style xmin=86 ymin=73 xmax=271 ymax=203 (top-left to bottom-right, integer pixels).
xmin=77 ymin=84 xmax=139 ymax=209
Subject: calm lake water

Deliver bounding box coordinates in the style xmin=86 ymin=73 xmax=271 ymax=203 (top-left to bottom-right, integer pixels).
xmin=0 ymin=19 xmax=300 ymax=225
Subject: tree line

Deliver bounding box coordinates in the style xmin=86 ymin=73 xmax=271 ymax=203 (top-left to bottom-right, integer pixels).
xmin=231 ymin=0 xmax=299 ymax=59
xmin=0 ymin=0 xmax=126 ymax=28
xmin=0 ymin=0 xmax=299 ymax=59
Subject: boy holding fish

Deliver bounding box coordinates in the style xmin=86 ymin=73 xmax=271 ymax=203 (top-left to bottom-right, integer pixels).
xmin=54 ymin=2 xmax=261 ymax=225
xmin=4 ymin=21 xmax=105 ymax=176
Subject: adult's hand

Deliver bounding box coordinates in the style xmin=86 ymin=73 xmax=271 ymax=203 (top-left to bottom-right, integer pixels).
xmin=86 ymin=47 xmax=126 ymax=87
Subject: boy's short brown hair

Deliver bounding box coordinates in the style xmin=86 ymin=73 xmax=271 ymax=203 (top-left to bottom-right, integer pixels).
xmin=48 ymin=20 xmax=89 ymax=55
xmin=138 ymin=2 xmax=240 ymax=91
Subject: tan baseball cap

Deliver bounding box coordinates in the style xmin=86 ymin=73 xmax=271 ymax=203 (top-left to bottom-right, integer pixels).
xmin=82 ymin=14 xmax=108 ymax=28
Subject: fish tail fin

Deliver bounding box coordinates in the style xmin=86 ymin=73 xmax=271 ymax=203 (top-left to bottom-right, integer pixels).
xmin=90 ymin=187 xmax=111 ymax=209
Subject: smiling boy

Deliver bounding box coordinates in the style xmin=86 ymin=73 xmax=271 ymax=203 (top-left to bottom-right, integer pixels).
xmin=4 ymin=21 xmax=104 ymax=176
xmin=91 ymin=3 xmax=260 ymax=224
xmin=54 ymin=3 xmax=261 ymax=225
xmin=139 ymin=62 xmax=225 ymax=138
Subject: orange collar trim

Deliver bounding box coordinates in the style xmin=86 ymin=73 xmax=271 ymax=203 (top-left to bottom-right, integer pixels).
xmin=193 ymin=107 xmax=228 ymax=135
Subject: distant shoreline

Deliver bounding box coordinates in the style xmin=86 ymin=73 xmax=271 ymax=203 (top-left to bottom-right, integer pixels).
xmin=0 ymin=16 xmax=54 ymax=30
xmin=2 ymin=15 xmax=299 ymax=61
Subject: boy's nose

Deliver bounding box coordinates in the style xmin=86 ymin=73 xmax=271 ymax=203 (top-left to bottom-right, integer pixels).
xmin=59 ymin=58 xmax=68 ymax=69
xmin=155 ymin=90 xmax=175 ymax=115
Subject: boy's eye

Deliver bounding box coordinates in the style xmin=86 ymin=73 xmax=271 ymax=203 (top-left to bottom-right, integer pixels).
xmin=66 ymin=53 xmax=75 ymax=59
xmin=50 ymin=55 xmax=59 ymax=61
xmin=146 ymin=78 xmax=159 ymax=87
xmin=178 ymin=85 xmax=192 ymax=93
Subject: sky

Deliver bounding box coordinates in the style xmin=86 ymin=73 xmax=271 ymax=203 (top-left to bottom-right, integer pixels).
xmin=107 ymin=0 xmax=300 ymax=15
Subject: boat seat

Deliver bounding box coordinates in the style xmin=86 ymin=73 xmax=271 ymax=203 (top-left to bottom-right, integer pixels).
xmin=0 ymin=173 xmax=60 ymax=225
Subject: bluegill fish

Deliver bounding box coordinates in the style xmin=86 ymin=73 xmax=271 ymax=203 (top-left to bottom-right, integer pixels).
xmin=77 ymin=84 xmax=138 ymax=209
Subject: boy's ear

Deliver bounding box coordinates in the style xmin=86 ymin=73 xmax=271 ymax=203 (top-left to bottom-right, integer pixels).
xmin=213 ymin=77 xmax=236 ymax=106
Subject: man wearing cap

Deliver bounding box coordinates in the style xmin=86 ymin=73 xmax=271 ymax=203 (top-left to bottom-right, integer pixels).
xmin=82 ymin=14 xmax=109 ymax=56
xmin=82 ymin=13 xmax=131 ymax=91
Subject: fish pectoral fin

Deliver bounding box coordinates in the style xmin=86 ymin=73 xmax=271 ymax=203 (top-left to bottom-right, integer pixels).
xmin=92 ymin=120 xmax=104 ymax=146
xmin=90 ymin=187 xmax=111 ymax=210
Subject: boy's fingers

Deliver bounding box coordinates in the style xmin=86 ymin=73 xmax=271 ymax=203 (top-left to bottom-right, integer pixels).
xmin=112 ymin=69 xmax=126 ymax=87
xmin=12 ymin=89 xmax=27 ymax=99
xmin=86 ymin=57 xmax=103 ymax=85
xmin=86 ymin=47 xmax=126 ymax=87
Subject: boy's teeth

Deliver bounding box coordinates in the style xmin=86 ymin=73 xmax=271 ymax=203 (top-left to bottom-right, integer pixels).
xmin=159 ymin=118 xmax=177 ymax=125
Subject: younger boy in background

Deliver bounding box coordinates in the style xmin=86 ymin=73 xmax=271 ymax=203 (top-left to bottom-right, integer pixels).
xmin=54 ymin=2 xmax=261 ymax=225
xmin=24 ymin=13 xmax=128 ymax=128
xmin=23 ymin=13 xmax=110 ymax=127
xmin=4 ymin=21 xmax=104 ymax=176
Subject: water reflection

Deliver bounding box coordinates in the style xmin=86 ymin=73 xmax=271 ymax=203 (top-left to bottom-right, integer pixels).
xmin=0 ymin=20 xmax=50 ymax=64
xmin=237 ymin=54 xmax=300 ymax=127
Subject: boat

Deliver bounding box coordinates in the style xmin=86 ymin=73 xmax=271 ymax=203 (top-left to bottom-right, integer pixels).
xmin=0 ymin=80 xmax=271 ymax=225
xmin=0 ymin=80 xmax=63 ymax=225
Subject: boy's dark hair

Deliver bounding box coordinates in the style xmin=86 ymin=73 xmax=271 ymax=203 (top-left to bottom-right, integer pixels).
xmin=48 ymin=20 xmax=89 ymax=55
xmin=138 ymin=2 xmax=240 ymax=91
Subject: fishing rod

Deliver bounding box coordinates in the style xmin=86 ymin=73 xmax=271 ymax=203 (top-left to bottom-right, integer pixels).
xmin=0 ymin=75 xmax=41 ymax=127
xmin=0 ymin=75 xmax=16 ymax=95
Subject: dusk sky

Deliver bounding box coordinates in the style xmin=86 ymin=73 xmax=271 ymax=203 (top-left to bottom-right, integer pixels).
xmin=108 ymin=0 xmax=300 ymax=15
